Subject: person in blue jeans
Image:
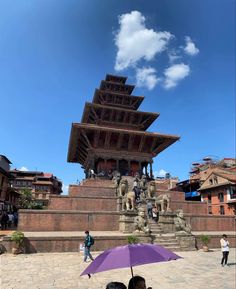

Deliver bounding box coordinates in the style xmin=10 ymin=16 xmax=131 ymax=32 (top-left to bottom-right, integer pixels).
xmin=84 ymin=230 xmax=94 ymax=262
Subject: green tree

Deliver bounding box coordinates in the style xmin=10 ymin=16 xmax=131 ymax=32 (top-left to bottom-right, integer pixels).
xmin=18 ymin=188 xmax=35 ymax=209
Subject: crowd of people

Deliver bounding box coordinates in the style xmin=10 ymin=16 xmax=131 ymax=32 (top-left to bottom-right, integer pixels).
xmin=0 ymin=211 xmax=18 ymax=230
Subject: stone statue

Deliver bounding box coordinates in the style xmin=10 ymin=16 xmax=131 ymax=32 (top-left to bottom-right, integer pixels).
xmin=174 ymin=210 xmax=192 ymax=234
xmin=147 ymin=181 xmax=156 ymax=198
xmin=122 ymin=190 xmax=136 ymax=211
xmin=118 ymin=179 xmax=128 ymax=197
xmin=155 ymin=194 xmax=171 ymax=212
xmin=134 ymin=207 xmax=150 ymax=234
xmin=113 ymin=173 xmax=121 ymax=196
xmin=140 ymin=175 xmax=148 ymax=199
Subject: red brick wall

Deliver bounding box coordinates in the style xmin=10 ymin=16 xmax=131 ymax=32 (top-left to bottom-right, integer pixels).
xmin=18 ymin=210 xmax=120 ymax=231
xmin=185 ymin=214 xmax=236 ymax=231
xmin=195 ymin=234 xmax=236 ymax=250
xmin=202 ymin=187 xmax=235 ymax=215
xmin=171 ymin=201 xmax=208 ymax=214
xmin=69 ymin=185 xmax=115 ymax=197
xmin=48 ymin=196 xmax=118 ymax=211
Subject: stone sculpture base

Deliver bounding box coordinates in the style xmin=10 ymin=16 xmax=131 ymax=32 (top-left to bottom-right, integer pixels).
xmin=119 ymin=211 xmax=137 ymax=233
xmin=175 ymin=231 xmax=196 ymax=251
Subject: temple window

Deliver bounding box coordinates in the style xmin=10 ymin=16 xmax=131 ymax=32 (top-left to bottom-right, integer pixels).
xmin=208 ymin=206 xmax=212 ymax=214
xmin=214 ymin=177 xmax=218 ymax=184
xmin=208 ymin=194 xmax=212 ymax=203
xmin=229 ymin=186 xmax=236 ymax=199
xmin=220 ymin=205 xmax=225 ymax=215
xmin=218 ymin=193 xmax=224 ymax=203
xmin=209 ymin=179 xmax=213 ymax=185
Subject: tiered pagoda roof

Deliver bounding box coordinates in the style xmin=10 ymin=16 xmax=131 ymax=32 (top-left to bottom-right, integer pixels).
xmin=67 ymin=74 xmax=180 ymax=174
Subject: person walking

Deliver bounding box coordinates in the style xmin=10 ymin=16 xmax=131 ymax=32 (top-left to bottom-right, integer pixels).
xmin=220 ymin=234 xmax=230 ymax=267
xmin=84 ymin=230 xmax=94 ymax=262
xmin=146 ymin=201 xmax=152 ymax=219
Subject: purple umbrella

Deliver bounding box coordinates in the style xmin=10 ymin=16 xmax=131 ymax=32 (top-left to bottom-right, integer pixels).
xmin=81 ymin=243 xmax=182 ymax=277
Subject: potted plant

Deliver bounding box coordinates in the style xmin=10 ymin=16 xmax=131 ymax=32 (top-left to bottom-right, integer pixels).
xmin=200 ymin=234 xmax=211 ymax=252
xmin=127 ymin=235 xmax=139 ymax=244
xmin=10 ymin=231 xmax=25 ymax=254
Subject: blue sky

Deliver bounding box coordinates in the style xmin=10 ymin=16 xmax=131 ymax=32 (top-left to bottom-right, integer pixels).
xmin=0 ymin=0 xmax=235 ymax=194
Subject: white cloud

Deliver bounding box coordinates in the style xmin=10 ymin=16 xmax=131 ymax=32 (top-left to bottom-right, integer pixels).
xmin=156 ymin=169 xmax=168 ymax=177
xmin=136 ymin=67 xmax=160 ymax=90
xmin=114 ymin=11 xmax=172 ymax=71
xmin=184 ymin=36 xmax=199 ymax=56
xmin=168 ymin=50 xmax=181 ymax=63
xmin=62 ymin=184 xmax=69 ymax=195
xmin=19 ymin=166 xmax=29 ymax=171
xmin=163 ymin=63 xmax=190 ymax=89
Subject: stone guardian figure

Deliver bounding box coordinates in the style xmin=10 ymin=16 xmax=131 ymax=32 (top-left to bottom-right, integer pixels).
xmin=133 ymin=207 xmax=150 ymax=234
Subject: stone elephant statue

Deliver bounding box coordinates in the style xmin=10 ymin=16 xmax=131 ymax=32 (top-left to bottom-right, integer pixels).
xmin=155 ymin=194 xmax=171 ymax=212
xmin=122 ymin=191 xmax=136 ymax=211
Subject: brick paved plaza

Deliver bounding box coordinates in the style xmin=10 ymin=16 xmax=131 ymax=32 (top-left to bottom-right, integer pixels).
xmin=0 ymin=248 xmax=235 ymax=289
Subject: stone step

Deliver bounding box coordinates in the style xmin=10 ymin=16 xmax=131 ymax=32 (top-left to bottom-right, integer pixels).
xmin=155 ymin=238 xmax=178 ymax=243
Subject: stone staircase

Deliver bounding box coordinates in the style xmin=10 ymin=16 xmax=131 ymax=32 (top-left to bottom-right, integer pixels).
xmin=148 ymin=219 xmax=182 ymax=251
xmin=154 ymin=235 xmax=181 ymax=251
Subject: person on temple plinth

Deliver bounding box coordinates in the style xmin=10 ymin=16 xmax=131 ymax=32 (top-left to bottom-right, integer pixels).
xmin=89 ymin=168 xmax=96 ymax=179
xmin=133 ymin=175 xmax=141 ymax=203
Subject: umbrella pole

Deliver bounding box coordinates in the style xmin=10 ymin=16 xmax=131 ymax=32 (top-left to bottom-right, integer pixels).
xmin=130 ymin=266 xmax=134 ymax=277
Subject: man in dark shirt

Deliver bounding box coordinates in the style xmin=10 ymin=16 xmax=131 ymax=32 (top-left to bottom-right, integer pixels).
xmin=84 ymin=230 xmax=94 ymax=262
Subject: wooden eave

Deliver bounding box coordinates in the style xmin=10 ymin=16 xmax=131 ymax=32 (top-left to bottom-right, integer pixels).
xmin=81 ymin=102 xmax=159 ymax=131
xmin=99 ymin=80 xmax=135 ymax=95
xmin=67 ymin=123 xmax=180 ymax=164
xmin=105 ymin=74 xmax=127 ymax=84
xmin=92 ymin=89 xmax=144 ymax=110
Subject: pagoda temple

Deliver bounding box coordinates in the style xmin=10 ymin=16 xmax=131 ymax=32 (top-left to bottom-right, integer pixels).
xmin=67 ymin=74 xmax=180 ymax=178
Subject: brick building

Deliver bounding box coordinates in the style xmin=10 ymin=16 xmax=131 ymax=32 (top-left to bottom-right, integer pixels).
xmin=199 ymin=168 xmax=236 ymax=215
xmin=10 ymin=170 xmax=62 ymax=206
xmin=190 ymin=158 xmax=236 ymax=215
xmin=0 ymin=155 xmax=19 ymax=212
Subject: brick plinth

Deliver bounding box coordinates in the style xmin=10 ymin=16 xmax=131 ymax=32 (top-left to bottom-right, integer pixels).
xmin=186 ymin=214 xmax=236 ymax=231
xmin=18 ymin=210 xmax=120 ymax=231
xmin=1 ymin=235 xmax=129 ymax=253
xmin=69 ymin=184 xmax=116 ymax=197
xmin=170 ymin=201 xmax=208 ymax=214
xmin=48 ymin=195 xmax=118 ymax=211
xmin=195 ymin=234 xmax=236 ymax=250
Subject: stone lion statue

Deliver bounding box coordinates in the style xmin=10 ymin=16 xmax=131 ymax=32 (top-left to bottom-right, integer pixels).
xmin=174 ymin=209 xmax=192 ymax=234
xmin=147 ymin=181 xmax=156 ymax=198
xmin=122 ymin=190 xmax=136 ymax=211
xmin=155 ymin=194 xmax=171 ymax=212
xmin=118 ymin=179 xmax=128 ymax=197
xmin=134 ymin=207 xmax=150 ymax=234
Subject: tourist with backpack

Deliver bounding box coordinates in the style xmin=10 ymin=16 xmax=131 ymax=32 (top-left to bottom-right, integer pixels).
xmin=84 ymin=230 xmax=94 ymax=262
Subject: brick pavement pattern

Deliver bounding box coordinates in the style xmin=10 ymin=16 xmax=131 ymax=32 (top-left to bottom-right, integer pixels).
xmin=0 ymin=249 xmax=235 ymax=289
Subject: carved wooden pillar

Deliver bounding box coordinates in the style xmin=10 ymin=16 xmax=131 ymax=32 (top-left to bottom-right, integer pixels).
xmin=150 ymin=162 xmax=153 ymax=179
xmin=105 ymin=159 xmax=107 ymax=173
xmin=145 ymin=164 xmax=147 ymax=176
xmin=116 ymin=159 xmax=119 ymax=172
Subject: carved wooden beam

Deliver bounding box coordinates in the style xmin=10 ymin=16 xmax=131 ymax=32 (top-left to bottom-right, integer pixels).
xmin=138 ymin=135 xmax=146 ymax=152
xmin=128 ymin=135 xmax=135 ymax=151
xmin=94 ymin=131 xmax=100 ymax=148
xmin=81 ymin=130 xmax=92 ymax=148
xmin=116 ymin=133 xmax=124 ymax=149
xmin=104 ymin=132 xmax=112 ymax=148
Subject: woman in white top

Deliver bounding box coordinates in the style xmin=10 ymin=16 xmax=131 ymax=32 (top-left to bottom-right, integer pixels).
xmin=220 ymin=234 xmax=230 ymax=266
